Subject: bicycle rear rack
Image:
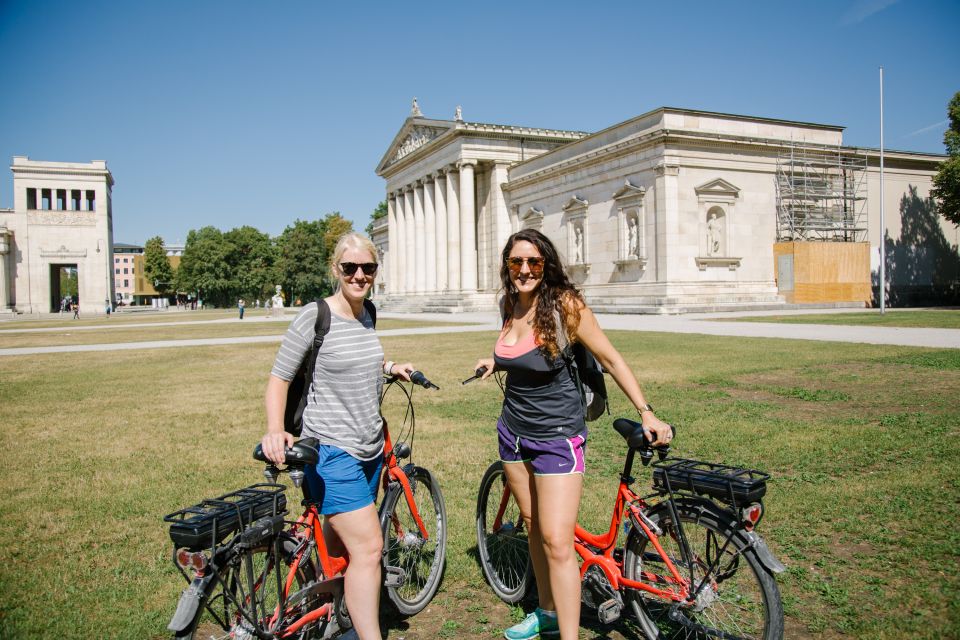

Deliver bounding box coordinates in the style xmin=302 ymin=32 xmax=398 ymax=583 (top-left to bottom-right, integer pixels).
xmin=164 ymin=483 xmax=288 ymax=551
xmin=652 ymin=458 xmax=769 ymax=507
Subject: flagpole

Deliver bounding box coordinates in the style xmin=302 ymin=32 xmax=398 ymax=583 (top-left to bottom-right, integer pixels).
xmin=879 ymin=66 xmax=886 ymax=314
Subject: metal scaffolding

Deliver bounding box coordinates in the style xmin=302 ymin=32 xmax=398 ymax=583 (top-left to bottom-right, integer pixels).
xmin=775 ymin=143 xmax=868 ymax=242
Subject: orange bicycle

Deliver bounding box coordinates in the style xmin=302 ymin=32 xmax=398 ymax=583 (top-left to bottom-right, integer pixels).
xmin=164 ymin=371 xmax=446 ymax=639
xmin=476 ymin=414 xmax=785 ymax=640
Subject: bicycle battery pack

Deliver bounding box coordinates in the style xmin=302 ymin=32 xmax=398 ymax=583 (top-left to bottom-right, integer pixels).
xmin=652 ymin=458 xmax=768 ymax=504
xmin=165 ymin=484 xmax=287 ymax=550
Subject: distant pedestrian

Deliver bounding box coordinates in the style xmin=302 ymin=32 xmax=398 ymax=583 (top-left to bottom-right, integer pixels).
xmin=238 ymin=298 xmax=246 ymax=320
xmin=105 ymin=298 xmax=111 ymax=317
xmin=72 ymin=303 xmax=80 ymax=320
xmin=255 ymin=298 xmax=260 ymax=309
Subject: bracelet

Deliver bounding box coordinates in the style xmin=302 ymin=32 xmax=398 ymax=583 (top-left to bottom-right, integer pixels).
xmin=383 ymin=361 xmax=395 ymax=375
xmin=638 ymin=402 xmax=654 ymax=415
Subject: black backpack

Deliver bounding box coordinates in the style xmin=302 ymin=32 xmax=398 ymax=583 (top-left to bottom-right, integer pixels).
xmin=284 ymin=298 xmax=377 ymax=436
xmin=552 ymin=309 xmax=609 ymax=422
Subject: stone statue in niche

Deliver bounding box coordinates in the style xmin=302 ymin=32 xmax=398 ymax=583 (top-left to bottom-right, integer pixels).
xmin=706 ymin=212 xmax=722 ymax=256
xmin=627 ymin=217 xmax=639 ymax=258
xmin=411 ymin=97 xmax=422 ymax=117
xmin=574 ymin=225 xmax=584 ymax=264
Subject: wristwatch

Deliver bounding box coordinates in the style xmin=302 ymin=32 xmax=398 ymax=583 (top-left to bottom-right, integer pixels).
xmin=639 ymin=403 xmax=654 ymax=415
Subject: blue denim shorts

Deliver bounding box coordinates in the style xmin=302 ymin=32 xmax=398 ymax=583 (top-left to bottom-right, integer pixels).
xmin=303 ymin=445 xmax=383 ymax=515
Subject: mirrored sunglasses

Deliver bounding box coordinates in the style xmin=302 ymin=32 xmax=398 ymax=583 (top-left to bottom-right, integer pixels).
xmin=340 ymin=262 xmax=379 ymax=276
xmin=506 ymin=256 xmax=544 ymax=276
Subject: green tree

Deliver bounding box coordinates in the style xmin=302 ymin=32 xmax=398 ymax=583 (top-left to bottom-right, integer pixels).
xmin=176 ymin=226 xmax=233 ymax=307
xmin=143 ymin=236 xmax=175 ymax=294
xmin=277 ymin=219 xmax=328 ymax=303
xmin=932 ymin=91 xmax=960 ymax=226
xmin=224 ymin=225 xmax=279 ymax=301
xmin=365 ymin=200 xmax=388 ymax=235
xmin=322 ymin=212 xmax=354 ymax=259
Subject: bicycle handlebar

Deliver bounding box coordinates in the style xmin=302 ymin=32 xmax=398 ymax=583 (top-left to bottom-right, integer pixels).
xmin=410 ymin=370 xmax=440 ymax=390
xmin=462 ymin=365 xmax=488 ymax=385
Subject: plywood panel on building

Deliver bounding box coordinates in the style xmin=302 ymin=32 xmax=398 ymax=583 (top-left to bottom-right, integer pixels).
xmin=773 ymin=242 xmax=870 ymax=305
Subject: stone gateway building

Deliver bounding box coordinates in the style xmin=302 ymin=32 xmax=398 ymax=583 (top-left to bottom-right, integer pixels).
xmin=374 ymin=105 xmax=952 ymax=313
xmin=0 ymin=157 xmax=115 ymax=315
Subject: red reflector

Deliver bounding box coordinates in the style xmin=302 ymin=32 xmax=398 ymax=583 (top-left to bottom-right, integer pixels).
xmin=740 ymin=504 xmax=763 ymax=531
xmin=176 ymin=548 xmax=208 ymax=572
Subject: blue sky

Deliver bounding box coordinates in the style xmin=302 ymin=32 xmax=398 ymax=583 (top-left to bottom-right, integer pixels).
xmin=1 ymin=0 xmax=957 ymax=245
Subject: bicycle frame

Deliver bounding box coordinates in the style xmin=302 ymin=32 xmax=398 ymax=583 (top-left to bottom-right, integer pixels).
xmin=573 ymin=448 xmax=690 ymax=604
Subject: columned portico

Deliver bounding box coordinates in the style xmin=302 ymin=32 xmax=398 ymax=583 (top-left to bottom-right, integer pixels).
xmin=375 ymin=109 xmax=584 ymax=311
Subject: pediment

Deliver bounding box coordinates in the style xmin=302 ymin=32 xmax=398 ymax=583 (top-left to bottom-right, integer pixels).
xmin=694 ymin=178 xmax=741 ymax=198
xmin=522 ymin=206 xmax=544 ymax=221
xmin=612 ymin=179 xmax=646 ymax=201
xmin=562 ymin=196 xmax=589 ymax=212
xmin=376 ymin=118 xmax=456 ymax=174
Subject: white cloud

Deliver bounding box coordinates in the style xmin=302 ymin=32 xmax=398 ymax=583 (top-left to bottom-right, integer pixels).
xmin=840 ymin=0 xmax=901 ymax=25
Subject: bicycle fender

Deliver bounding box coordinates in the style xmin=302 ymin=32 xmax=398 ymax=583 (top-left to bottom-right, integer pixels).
xmin=167 ymin=580 xmax=205 ymax=632
xmin=650 ymin=497 xmax=786 ymax=575
xmin=741 ymin=531 xmax=786 ymax=574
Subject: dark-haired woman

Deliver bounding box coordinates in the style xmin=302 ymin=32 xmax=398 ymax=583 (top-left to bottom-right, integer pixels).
xmin=474 ymin=229 xmax=671 ymax=640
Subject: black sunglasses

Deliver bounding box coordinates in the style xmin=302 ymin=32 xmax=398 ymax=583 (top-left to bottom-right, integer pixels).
xmin=340 ymin=262 xmax=379 ymax=276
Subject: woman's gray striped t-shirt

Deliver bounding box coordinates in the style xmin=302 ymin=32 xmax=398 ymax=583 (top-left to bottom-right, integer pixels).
xmin=271 ymin=302 xmax=384 ymax=460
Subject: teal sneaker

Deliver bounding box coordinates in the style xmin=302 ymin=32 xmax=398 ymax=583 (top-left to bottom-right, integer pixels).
xmin=504 ymin=608 xmax=559 ymax=640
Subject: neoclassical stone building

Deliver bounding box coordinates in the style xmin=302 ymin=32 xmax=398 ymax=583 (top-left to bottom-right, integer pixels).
xmin=0 ymin=157 xmax=115 ymax=314
xmin=375 ymin=105 xmax=950 ymax=312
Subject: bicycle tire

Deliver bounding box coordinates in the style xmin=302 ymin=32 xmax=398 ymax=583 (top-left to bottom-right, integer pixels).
xmin=623 ymin=500 xmax=784 ymax=640
xmin=173 ymin=534 xmax=322 ymax=640
xmin=475 ymin=461 xmax=532 ymax=604
xmin=380 ymin=466 xmax=447 ymax=615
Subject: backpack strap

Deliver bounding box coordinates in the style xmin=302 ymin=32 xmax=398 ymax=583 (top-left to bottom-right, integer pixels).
xmin=363 ymin=298 xmax=377 ymax=328
xmin=303 ymin=299 xmax=332 ymax=395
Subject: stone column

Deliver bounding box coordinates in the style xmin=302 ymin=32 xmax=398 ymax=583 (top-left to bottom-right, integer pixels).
xmin=490 ymin=161 xmax=512 ymax=276
xmin=403 ymin=187 xmax=416 ymax=293
xmin=423 ymin=175 xmax=437 ymax=293
xmin=388 ymin=194 xmax=402 ymax=294
xmin=433 ymin=171 xmax=448 ymax=292
xmin=413 ymin=181 xmax=426 ymax=293
xmin=445 ymin=166 xmax=461 ymax=292
xmin=0 ymin=228 xmax=9 ymax=310
xmin=654 ymin=163 xmax=679 ymax=282
xmin=459 ymin=160 xmax=478 ymax=292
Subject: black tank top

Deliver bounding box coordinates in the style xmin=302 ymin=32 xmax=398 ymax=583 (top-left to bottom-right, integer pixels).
xmin=494 ymin=330 xmax=586 ymax=440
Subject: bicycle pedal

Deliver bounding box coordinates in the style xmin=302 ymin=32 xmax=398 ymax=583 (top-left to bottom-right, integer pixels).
xmin=383 ymin=565 xmax=406 ymax=587
xmin=597 ymin=599 xmax=622 ymax=625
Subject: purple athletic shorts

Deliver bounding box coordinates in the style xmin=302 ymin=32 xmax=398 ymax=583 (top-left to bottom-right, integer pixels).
xmin=497 ymin=418 xmax=586 ymax=475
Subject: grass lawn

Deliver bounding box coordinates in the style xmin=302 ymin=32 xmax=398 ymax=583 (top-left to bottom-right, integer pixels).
xmin=0 ymin=318 xmax=468 ymax=349
xmin=0 ymin=329 xmax=957 ymax=639
xmin=727 ymin=309 xmax=960 ymax=329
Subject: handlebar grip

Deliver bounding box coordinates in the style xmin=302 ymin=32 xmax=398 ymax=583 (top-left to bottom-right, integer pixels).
xmin=462 ymin=366 xmax=488 ymax=385
xmin=410 ymin=370 xmax=440 ymax=390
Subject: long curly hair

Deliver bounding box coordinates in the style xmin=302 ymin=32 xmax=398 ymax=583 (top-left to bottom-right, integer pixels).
xmin=499 ymin=229 xmax=584 ymax=360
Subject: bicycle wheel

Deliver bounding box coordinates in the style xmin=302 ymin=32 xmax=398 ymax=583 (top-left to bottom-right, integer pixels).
xmin=475 ymin=461 xmax=532 ymax=604
xmin=623 ymin=501 xmax=783 ymax=640
xmin=381 ymin=466 xmax=447 ymax=615
xmin=174 ymin=534 xmax=322 ymax=640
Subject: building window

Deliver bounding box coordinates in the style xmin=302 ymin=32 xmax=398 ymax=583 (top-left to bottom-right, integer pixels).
xmin=123 ymin=257 xmax=128 ymax=263
xmin=26 ymin=188 xmax=37 ymax=209
xmin=85 ymin=190 xmax=96 ymax=211
xmin=71 ymin=190 xmax=81 ymax=210
xmin=42 ymin=189 xmax=52 ymax=210
xmin=115 ymin=258 xmax=119 ymax=263
xmin=56 ymin=189 xmax=66 ymax=210
xmin=124 ymin=279 xmax=129 ymax=287
xmin=123 ymin=268 xmax=128 ymax=274
xmin=115 ymin=268 xmax=120 ymax=275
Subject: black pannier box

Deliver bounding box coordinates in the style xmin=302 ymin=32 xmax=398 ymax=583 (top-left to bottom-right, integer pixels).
xmin=165 ymin=484 xmax=287 ymax=550
xmin=652 ymin=458 xmax=768 ymax=504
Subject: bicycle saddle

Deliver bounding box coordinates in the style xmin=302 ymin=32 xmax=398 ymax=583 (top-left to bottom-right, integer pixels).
xmin=253 ymin=437 xmax=320 ymax=466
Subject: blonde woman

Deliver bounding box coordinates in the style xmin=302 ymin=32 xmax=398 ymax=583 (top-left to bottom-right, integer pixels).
xmin=262 ymin=232 xmax=414 ymax=640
